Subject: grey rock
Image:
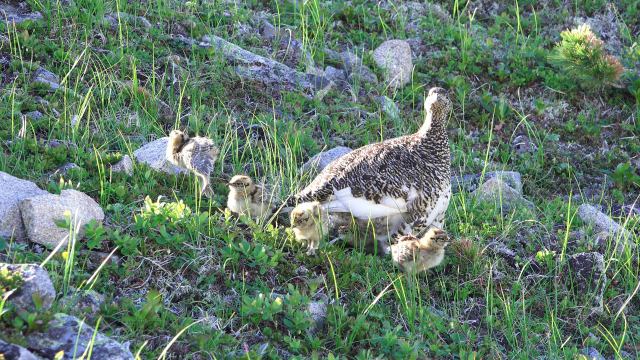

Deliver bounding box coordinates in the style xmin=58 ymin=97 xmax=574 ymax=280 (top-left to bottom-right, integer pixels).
xmin=60 ymin=290 xmax=105 ymax=322
xmin=307 ymin=299 xmax=327 ymax=333
xmin=51 ymin=163 xmax=80 ymax=178
xmin=472 ymin=177 xmax=533 ymax=210
xmin=573 ymin=4 xmax=624 ymax=57
xmin=0 ymin=263 xmax=55 ymax=313
xmin=259 ymin=19 xmax=277 ymax=40
xmin=341 ymin=51 xmax=378 ymax=85
xmin=487 ymin=241 xmax=517 ymax=268
xmin=80 ymin=250 xmax=122 ymax=271
xmin=0 ymin=339 xmax=42 ymax=360
xmin=19 ymin=189 xmax=105 ymax=248
xmin=324 ymin=66 xmax=346 ymax=83
xmin=392 ymin=2 xmax=451 ymax=33
xmin=567 ymin=252 xmax=606 ymax=314
xmin=452 ymin=171 xmax=522 ymax=194
xmin=0 ymin=2 xmax=43 ymax=24
xmin=26 ymin=313 xmax=134 ymax=360
xmin=375 ymin=96 xmax=400 ymax=120
xmin=198 ymin=35 xmax=319 ymax=98
xmin=0 ymin=172 xmax=48 ymax=241
xmin=25 ymin=110 xmax=44 ymax=121
xmin=302 ymin=147 xmax=353 ymax=173
xmin=104 ymin=12 xmax=152 ymax=30
xmin=577 ymin=204 xmax=634 ymax=254
xmin=132 ymin=137 xmax=186 ymax=175
xmin=581 ymin=347 xmax=605 ymax=360
xmin=372 ymin=40 xmax=413 ymax=90
xmin=32 ymin=68 xmax=60 ymax=90
xmin=110 ymin=155 xmax=134 ymax=176
xmin=511 ymin=134 xmax=537 ymax=155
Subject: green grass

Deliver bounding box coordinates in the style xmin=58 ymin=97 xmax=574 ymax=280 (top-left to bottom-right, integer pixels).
xmin=1 ymin=0 xmax=640 ymax=359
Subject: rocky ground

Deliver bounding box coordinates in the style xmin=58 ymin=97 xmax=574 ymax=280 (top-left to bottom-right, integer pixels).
xmin=0 ymin=0 xmax=639 ymax=359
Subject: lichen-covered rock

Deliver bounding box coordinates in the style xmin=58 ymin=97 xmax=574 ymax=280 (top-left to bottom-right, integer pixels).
xmin=307 ymin=299 xmax=328 ymax=333
xmin=0 ymin=172 xmax=48 ymax=241
xmin=301 ymin=147 xmax=353 ymax=173
xmin=472 ymin=177 xmax=533 ymax=210
xmin=132 ymin=137 xmax=186 ymax=175
xmin=60 ymin=290 xmax=105 ymax=323
xmin=0 ymin=2 xmax=43 ymax=25
xmin=372 ymin=40 xmax=413 ymax=90
xmin=375 ymin=96 xmax=400 ymax=120
xmin=32 ymin=68 xmax=60 ymax=90
xmin=0 ymin=339 xmax=42 ymax=360
xmin=577 ymin=204 xmax=634 ymax=254
xmin=452 ymin=171 xmax=523 ymax=194
xmin=341 ymin=51 xmax=378 ymax=85
xmin=26 ymin=313 xmax=134 ymax=360
xmin=511 ymin=134 xmax=537 ymax=155
xmin=110 ymin=155 xmax=134 ymax=176
xmin=0 ymin=263 xmax=55 ymax=313
xmin=19 ymin=190 xmax=105 ymax=248
xmin=567 ymin=252 xmax=606 ymax=314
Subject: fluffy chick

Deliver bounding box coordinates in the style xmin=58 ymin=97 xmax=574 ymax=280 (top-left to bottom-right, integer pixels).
xmin=290 ymin=201 xmax=329 ymax=255
xmin=227 ymin=175 xmax=273 ymax=221
xmin=166 ymin=130 xmax=220 ymax=197
xmin=391 ymin=227 xmax=450 ymax=274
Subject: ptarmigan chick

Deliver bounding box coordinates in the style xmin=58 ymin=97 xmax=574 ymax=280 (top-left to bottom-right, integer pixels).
xmin=290 ymin=201 xmax=329 ymax=255
xmin=166 ymin=129 xmax=220 ymax=197
xmin=283 ymin=87 xmax=453 ymax=253
xmin=391 ymin=228 xmax=450 ymax=274
xmin=227 ymin=175 xmax=273 ymax=221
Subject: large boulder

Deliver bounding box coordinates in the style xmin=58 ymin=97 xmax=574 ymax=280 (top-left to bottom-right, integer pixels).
xmin=0 ymin=172 xmax=48 ymax=241
xmin=132 ymin=137 xmax=186 ymax=175
xmin=452 ymin=171 xmax=522 ymax=194
xmin=19 ymin=190 xmax=104 ymax=248
xmin=0 ymin=263 xmax=55 ymax=313
xmin=372 ymin=40 xmax=413 ymax=90
xmin=26 ymin=313 xmax=134 ymax=360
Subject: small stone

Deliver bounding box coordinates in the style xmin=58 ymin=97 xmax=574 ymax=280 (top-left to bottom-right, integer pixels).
xmin=580 ymin=347 xmax=605 ymax=360
xmin=375 ymin=96 xmax=400 ymax=120
xmin=0 ymin=339 xmax=41 ymax=360
xmin=307 ymin=299 xmax=327 ymax=333
xmin=472 ymin=177 xmax=533 ymax=210
xmin=0 ymin=172 xmax=48 ymax=241
xmin=323 ymin=66 xmax=346 ymax=83
xmin=80 ymin=250 xmax=122 ymax=271
xmin=511 ymin=134 xmax=537 ymax=155
xmin=26 ymin=313 xmax=134 ymax=359
xmin=110 ymin=155 xmax=134 ymax=176
xmin=567 ymin=252 xmax=606 ymax=314
xmin=341 ymin=51 xmax=378 ymax=85
xmin=259 ymin=19 xmax=277 ymax=40
xmin=372 ymin=40 xmax=413 ymax=90
xmin=302 ymin=147 xmax=353 ymax=173
xmin=577 ymin=204 xmax=634 ymax=254
xmin=19 ymin=189 xmax=105 ymax=248
xmin=452 ymin=171 xmax=522 ymax=194
xmin=32 ymin=67 xmax=60 ymax=90
xmin=24 ymin=110 xmax=44 ymax=121
xmin=0 ymin=263 xmax=55 ymax=313
xmin=51 ymin=163 xmax=80 ymax=178
xmin=60 ymin=290 xmax=105 ymax=322
xmin=132 ymin=137 xmax=187 ymax=175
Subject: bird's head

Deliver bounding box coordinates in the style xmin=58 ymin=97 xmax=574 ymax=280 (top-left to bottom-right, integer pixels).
xmin=421 ymin=87 xmax=452 ymax=132
xmin=421 ymin=228 xmax=450 ymax=249
xmin=290 ymin=201 xmax=321 ymax=228
xmin=168 ymin=129 xmax=189 ymax=146
xmin=228 ymin=175 xmax=255 ymax=193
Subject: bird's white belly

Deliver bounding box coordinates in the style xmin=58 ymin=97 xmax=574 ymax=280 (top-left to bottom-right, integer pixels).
xmin=322 ymin=187 xmax=408 ymax=219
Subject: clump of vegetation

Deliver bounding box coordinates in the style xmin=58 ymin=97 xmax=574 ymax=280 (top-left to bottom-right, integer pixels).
xmin=550 ymin=24 xmax=624 ymax=90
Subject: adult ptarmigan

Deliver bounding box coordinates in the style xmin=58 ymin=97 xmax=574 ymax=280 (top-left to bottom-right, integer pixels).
xmin=284 ymin=87 xmax=452 ymax=253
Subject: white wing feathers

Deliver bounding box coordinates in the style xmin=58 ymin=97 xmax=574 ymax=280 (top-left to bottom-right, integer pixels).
xmin=322 ymin=187 xmax=407 ymax=219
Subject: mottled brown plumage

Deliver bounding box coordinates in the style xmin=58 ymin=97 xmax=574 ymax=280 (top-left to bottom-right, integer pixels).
xmin=166 ymin=130 xmax=219 ymax=197
xmin=227 ymin=175 xmax=274 ymax=221
xmin=391 ymin=227 xmax=450 ymax=273
xmin=285 ymin=87 xmax=452 ymax=252
xmin=290 ymin=201 xmax=329 ymax=255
